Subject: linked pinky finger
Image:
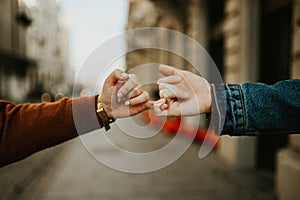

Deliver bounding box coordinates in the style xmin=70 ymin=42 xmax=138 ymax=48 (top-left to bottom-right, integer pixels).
xmin=126 ymin=91 xmax=149 ymax=106
xmin=153 ymin=105 xmax=168 ymax=116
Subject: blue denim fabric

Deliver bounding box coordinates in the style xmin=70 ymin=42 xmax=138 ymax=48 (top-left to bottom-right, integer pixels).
xmin=214 ymin=80 xmax=300 ymax=136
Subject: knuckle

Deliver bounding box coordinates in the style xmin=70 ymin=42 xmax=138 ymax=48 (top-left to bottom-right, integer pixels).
xmin=114 ymin=69 xmax=122 ymax=76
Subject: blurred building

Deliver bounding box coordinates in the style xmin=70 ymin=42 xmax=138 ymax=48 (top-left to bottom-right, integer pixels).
xmin=126 ymin=0 xmax=300 ymax=199
xmin=0 ymin=0 xmax=72 ymax=102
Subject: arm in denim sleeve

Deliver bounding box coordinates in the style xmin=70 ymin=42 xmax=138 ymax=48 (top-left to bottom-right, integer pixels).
xmin=213 ymin=80 xmax=300 ymax=136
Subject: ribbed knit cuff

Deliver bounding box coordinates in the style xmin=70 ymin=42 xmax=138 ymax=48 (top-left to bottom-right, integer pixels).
xmin=72 ymin=95 xmax=103 ymax=135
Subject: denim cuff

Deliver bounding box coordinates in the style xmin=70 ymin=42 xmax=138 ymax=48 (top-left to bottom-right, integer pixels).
xmin=223 ymin=84 xmax=246 ymax=134
xmin=212 ymin=84 xmax=246 ymax=135
xmin=213 ymin=80 xmax=300 ymax=135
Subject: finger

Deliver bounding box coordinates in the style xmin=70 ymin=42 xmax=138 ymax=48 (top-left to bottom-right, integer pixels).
xmin=159 ymin=64 xmax=181 ymax=76
xmin=128 ymin=103 xmax=150 ymax=116
xmin=166 ymin=103 xmax=182 ymax=116
xmin=152 ymin=99 xmax=166 ymax=107
xmin=159 ymin=88 xmax=176 ymax=99
xmin=126 ymin=100 xmax=154 ymax=116
xmin=127 ymin=85 xmax=143 ymax=99
xmin=157 ymin=75 xmax=183 ymax=84
xmin=152 ymin=99 xmax=167 ymax=115
xmin=113 ymin=81 xmax=126 ymax=103
xmin=159 ymin=83 xmax=189 ymax=99
xmin=153 ymin=101 xmax=169 ymax=112
xmin=115 ymin=80 xmax=126 ymax=91
xmin=146 ymin=100 xmax=155 ymax=110
xmin=152 ymin=103 xmax=175 ymax=117
xmin=117 ymin=74 xmax=139 ymax=100
xmin=105 ymin=69 xmax=129 ymax=86
xmin=125 ymin=91 xmax=149 ymax=106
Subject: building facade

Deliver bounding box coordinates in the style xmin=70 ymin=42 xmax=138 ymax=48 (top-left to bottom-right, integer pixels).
xmin=0 ymin=0 xmax=71 ymax=102
xmin=126 ymin=0 xmax=300 ymax=199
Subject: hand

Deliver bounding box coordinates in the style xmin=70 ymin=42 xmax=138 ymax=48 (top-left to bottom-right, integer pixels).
xmin=100 ymin=69 xmax=152 ymax=118
xmin=153 ymin=65 xmax=212 ymax=116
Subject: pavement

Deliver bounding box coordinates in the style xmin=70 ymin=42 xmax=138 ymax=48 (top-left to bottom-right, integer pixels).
xmin=0 ymin=115 xmax=276 ymax=200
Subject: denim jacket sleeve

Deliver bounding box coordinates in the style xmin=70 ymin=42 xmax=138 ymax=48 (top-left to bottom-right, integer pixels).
xmin=213 ymin=80 xmax=300 ymax=136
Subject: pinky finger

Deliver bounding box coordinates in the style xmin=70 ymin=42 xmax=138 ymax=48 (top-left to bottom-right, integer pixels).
xmin=127 ymin=91 xmax=149 ymax=106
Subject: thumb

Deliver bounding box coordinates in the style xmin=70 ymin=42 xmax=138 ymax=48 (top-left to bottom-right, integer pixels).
xmin=159 ymin=64 xmax=180 ymax=76
xmin=146 ymin=100 xmax=159 ymax=110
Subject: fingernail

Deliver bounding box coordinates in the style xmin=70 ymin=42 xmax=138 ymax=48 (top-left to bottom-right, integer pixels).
xmin=125 ymin=100 xmax=130 ymax=106
xmin=117 ymin=93 xmax=123 ymax=98
xmin=117 ymin=93 xmax=123 ymax=103
xmin=162 ymin=104 xmax=169 ymax=110
xmin=175 ymin=75 xmax=183 ymax=81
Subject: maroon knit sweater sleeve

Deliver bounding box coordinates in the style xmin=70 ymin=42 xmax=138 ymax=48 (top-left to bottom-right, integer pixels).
xmin=0 ymin=96 xmax=101 ymax=167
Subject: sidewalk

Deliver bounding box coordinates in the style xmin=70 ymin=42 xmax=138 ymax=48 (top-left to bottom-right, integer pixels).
xmin=0 ymin=117 xmax=276 ymax=200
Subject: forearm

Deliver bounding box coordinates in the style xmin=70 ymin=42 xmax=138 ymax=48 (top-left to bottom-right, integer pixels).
xmin=0 ymin=96 xmax=100 ymax=167
xmin=213 ymin=80 xmax=300 ymax=136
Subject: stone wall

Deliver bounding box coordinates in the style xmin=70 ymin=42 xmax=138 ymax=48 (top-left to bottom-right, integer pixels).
xmin=126 ymin=1 xmax=300 ymax=198
xmin=223 ymin=0 xmax=242 ymax=83
xmin=24 ymin=0 xmax=71 ymax=97
xmin=276 ymin=1 xmax=300 ymax=199
xmin=126 ymin=0 xmax=187 ymax=98
xmin=0 ymin=0 xmax=71 ymax=102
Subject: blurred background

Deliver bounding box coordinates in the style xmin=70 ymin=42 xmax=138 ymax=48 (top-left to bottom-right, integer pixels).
xmin=0 ymin=0 xmax=300 ymax=199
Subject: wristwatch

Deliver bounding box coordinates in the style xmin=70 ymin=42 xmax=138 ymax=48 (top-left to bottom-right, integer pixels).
xmin=96 ymin=96 xmax=115 ymax=131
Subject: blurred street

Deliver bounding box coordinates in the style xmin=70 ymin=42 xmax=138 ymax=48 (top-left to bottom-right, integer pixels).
xmin=0 ymin=1 xmax=299 ymax=199
xmin=0 ymin=116 xmax=275 ymax=200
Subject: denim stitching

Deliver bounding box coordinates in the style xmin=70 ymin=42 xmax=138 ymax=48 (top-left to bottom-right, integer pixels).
xmin=237 ymin=84 xmax=246 ymax=130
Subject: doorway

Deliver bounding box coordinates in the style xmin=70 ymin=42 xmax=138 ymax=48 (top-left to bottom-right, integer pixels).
xmin=257 ymin=0 xmax=292 ymax=171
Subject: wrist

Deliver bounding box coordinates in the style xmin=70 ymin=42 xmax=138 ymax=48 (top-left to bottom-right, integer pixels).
xmin=99 ymin=95 xmax=114 ymax=118
xmin=206 ymin=84 xmax=213 ymax=113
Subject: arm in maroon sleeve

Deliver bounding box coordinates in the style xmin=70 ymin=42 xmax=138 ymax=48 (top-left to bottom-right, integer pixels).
xmin=0 ymin=96 xmax=101 ymax=167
